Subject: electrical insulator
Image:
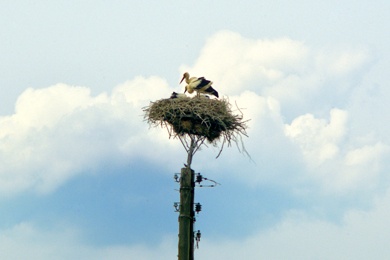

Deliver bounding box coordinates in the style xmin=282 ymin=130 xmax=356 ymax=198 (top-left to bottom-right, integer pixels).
xmin=195 ymin=230 xmax=201 ymax=249
xmin=173 ymin=202 xmax=179 ymax=212
xmin=195 ymin=203 xmax=202 ymax=214
xmin=196 ymin=230 xmax=201 ymax=240
xmin=196 ymin=173 xmax=203 ymax=183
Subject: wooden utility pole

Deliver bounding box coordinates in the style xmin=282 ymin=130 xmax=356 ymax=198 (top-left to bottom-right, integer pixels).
xmin=178 ymin=137 xmax=196 ymax=260
xmin=178 ymin=167 xmax=195 ymax=260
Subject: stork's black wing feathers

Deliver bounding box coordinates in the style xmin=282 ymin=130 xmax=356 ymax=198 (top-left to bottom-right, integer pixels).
xmin=204 ymin=86 xmax=219 ymax=98
xmin=195 ymin=77 xmax=212 ymax=89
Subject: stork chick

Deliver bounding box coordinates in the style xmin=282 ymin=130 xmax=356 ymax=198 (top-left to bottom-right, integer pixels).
xmin=170 ymin=92 xmax=187 ymax=99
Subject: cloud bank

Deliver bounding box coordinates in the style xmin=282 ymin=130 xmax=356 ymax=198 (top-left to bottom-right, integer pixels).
xmin=1 ymin=30 xmax=389 ymax=259
xmin=0 ymin=77 xmax=180 ymax=195
xmin=183 ymin=30 xmax=388 ymax=196
xmin=1 ymin=31 xmax=384 ymax=199
xmin=181 ymin=30 xmax=372 ymax=119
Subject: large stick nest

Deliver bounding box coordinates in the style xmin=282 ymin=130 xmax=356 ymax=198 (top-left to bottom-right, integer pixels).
xmin=143 ymin=96 xmax=248 ymax=144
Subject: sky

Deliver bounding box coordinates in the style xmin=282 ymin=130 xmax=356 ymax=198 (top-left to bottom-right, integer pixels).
xmin=0 ymin=1 xmax=389 ymax=259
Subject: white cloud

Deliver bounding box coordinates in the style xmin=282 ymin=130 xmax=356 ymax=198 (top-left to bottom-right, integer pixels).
xmin=178 ymin=31 xmax=386 ymax=195
xmin=196 ymin=188 xmax=390 ymax=260
xmin=316 ymin=48 xmax=370 ymax=77
xmin=0 ymin=222 xmax=177 ymax=260
xmin=181 ymin=30 xmax=371 ymax=119
xmin=2 ymin=188 xmax=390 ymax=260
xmin=0 ymin=29 xmax=388 ymax=260
xmin=285 ymin=108 xmax=348 ymax=165
xmin=345 ymin=143 xmax=388 ymax=167
xmin=284 ymin=109 xmax=390 ymax=194
xmin=180 ymin=30 xmax=309 ymax=96
xmin=0 ymin=77 xmax=181 ymax=195
xmin=191 ymin=88 xmax=388 ymax=195
xmin=0 ymin=30 xmax=386 ymax=202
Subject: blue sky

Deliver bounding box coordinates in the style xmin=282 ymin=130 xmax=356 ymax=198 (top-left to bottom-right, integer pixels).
xmin=1 ymin=1 xmax=390 ymax=259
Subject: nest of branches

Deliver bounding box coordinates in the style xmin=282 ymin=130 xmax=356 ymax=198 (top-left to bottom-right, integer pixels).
xmin=143 ymin=96 xmax=248 ymax=146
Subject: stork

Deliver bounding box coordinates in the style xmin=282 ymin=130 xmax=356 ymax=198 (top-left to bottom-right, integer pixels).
xmin=180 ymin=72 xmax=219 ymax=98
xmin=170 ymin=92 xmax=187 ymax=99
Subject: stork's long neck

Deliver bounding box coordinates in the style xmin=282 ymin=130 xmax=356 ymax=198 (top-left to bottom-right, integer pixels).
xmin=184 ymin=74 xmax=191 ymax=84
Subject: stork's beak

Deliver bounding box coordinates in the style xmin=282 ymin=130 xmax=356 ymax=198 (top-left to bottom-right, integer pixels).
xmin=184 ymin=86 xmax=187 ymax=93
xmin=180 ymin=75 xmax=185 ymax=84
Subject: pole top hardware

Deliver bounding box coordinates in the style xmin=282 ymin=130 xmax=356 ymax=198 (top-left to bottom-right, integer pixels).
xmin=173 ymin=202 xmax=180 ymax=212
xmin=195 ymin=230 xmax=201 ymax=249
xmin=195 ymin=203 xmax=202 ymax=214
xmin=173 ymin=173 xmax=180 ymax=182
xmin=195 ymin=173 xmax=220 ymax=187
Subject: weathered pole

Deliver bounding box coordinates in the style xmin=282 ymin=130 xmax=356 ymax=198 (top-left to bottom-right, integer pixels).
xmin=178 ymin=137 xmax=196 ymax=260
xmin=189 ymin=169 xmax=195 ymax=260
xmin=178 ymin=167 xmax=195 ymax=260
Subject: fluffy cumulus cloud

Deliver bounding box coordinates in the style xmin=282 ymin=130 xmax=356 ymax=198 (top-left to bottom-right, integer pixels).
xmin=1 ymin=30 xmax=390 ymax=259
xmin=0 ymin=77 xmax=181 ymax=196
xmin=196 ymin=189 xmax=390 ymax=260
xmin=182 ymin=30 xmax=389 ymax=196
xmin=284 ymin=108 xmax=389 ymax=194
xmin=0 ymin=31 xmax=383 ymax=198
xmin=2 ymin=189 xmax=390 ymax=260
xmin=181 ymin=30 xmax=371 ymax=119
xmin=181 ymin=31 xmax=309 ymax=96
xmin=0 ymin=222 xmax=177 ymax=260
xmin=285 ymin=108 xmax=348 ymax=165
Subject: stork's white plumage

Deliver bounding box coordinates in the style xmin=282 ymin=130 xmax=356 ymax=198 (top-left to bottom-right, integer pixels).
xmin=180 ymin=72 xmax=219 ymax=98
xmin=170 ymin=92 xmax=187 ymax=99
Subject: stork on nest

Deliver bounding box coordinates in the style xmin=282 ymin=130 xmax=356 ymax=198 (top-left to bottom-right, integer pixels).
xmin=180 ymin=72 xmax=219 ymax=98
xmin=143 ymin=95 xmax=250 ymax=167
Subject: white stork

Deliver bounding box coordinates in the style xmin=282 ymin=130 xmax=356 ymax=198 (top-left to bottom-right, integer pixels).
xmin=180 ymin=72 xmax=219 ymax=98
xmin=170 ymin=92 xmax=187 ymax=99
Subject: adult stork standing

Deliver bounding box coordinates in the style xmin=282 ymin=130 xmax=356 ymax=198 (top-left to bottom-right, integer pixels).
xmin=180 ymin=72 xmax=219 ymax=98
